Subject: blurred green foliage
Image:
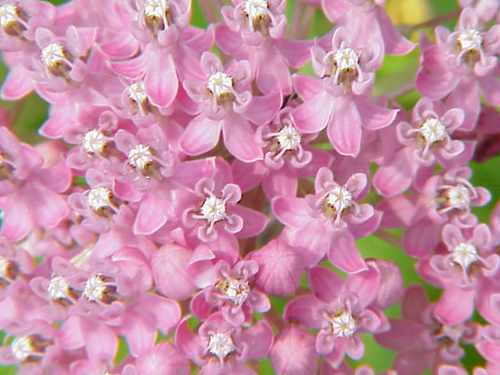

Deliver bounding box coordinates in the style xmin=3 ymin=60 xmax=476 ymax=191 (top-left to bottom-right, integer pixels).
xmin=0 ymin=0 xmax=498 ymax=374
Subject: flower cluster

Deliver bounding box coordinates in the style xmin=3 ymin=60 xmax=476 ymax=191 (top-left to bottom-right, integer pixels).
xmin=0 ymin=0 xmax=498 ymax=374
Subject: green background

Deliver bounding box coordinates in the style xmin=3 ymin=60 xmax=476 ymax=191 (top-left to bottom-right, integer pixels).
xmin=0 ymin=0 xmax=498 ymax=373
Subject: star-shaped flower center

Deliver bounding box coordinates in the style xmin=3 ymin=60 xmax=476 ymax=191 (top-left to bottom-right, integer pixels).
xmin=48 ymin=276 xmax=70 ymax=300
xmin=326 ymin=186 xmax=353 ymax=215
xmin=87 ymin=187 xmax=113 ymax=211
xmin=217 ymin=277 xmax=250 ymax=305
xmin=200 ymin=195 xmax=226 ymax=224
xmin=451 ymin=242 xmax=479 ymax=270
xmin=207 ymin=72 xmax=233 ymax=99
xmin=419 ymin=117 xmax=447 ymax=144
xmin=329 ymin=310 xmax=357 ymax=337
xmin=83 ymin=274 xmax=107 ymax=302
xmin=334 ymin=47 xmax=359 ymax=72
xmin=446 ymin=185 xmax=471 ymax=210
xmin=458 ymin=29 xmax=482 ymax=53
xmin=82 ymin=129 xmax=107 ymax=154
xmin=207 ymin=332 xmax=236 ymax=361
xmin=275 ymin=125 xmax=301 ymax=152
xmin=128 ymin=82 xmax=148 ymax=104
xmin=244 ymin=0 xmax=268 ymax=20
xmin=11 ymin=336 xmax=35 ymax=361
xmin=41 ymin=43 xmax=66 ymax=69
xmin=128 ymin=144 xmax=153 ymax=171
xmin=0 ymin=4 xmax=18 ymax=28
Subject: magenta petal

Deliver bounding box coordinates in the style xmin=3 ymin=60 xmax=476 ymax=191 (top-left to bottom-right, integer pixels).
xmin=244 ymin=91 xmax=281 ymax=125
xmin=1 ymin=67 xmax=33 ymax=100
xmin=435 ymin=288 xmax=475 ymax=325
xmin=356 ymin=96 xmax=398 ymax=130
xmin=133 ymin=190 xmax=171 ymax=235
xmin=328 ymin=230 xmax=367 ymax=273
xmin=123 ymin=315 xmax=156 ymax=357
xmin=135 ymin=343 xmax=190 ymax=375
xmin=240 ymin=319 xmax=273 ymax=360
xmin=152 ymin=244 xmax=196 ymax=300
xmin=272 ymin=196 xmax=313 ymax=228
xmin=232 ymin=205 xmax=268 ymax=238
xmin=292 ymin=91 xmax=333 ymax=133
xmin=180 ymin=115 xmax=222 ymax=156
xmin=271 ymin=325 xmax=318 ymax=375
xmin=329 ymin=98 xmax=362 ymax=157
xmin=283 ymin=295 xmax=324 ymax=329
xmin=309 ymin=266 xmax=343 ymax=302
xmin=175 ymin=317 xmax=204 ymax=365
xmin=0 ymin=195 xmax=33 ymax=241
xmin=222 ymin=113 xmax=263 ymax=162
xmin=373 ymin=148 xmax=415 ymax=197
xmin=250 ymin=239 xmax=303 ymax=297
xmin=145 ymin=52 xmax=178 ymax=108
xmin=100 ymin=31 xmax=139 ymax=60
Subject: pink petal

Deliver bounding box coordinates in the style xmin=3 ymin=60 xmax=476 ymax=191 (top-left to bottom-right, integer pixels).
xmin=328 ymin=98 xmax=362 ymax=157
xmin=271 ymin=325 xmax=318 ymax=375
xmin=271 ymin=196 xmax=313 ymax=228
xmin=152 ymin=244 xmax=196 ymax=300
xmin=283 ymin=295 xmax=324 ymax=329
xmin=175 ymin=317 xmax=204 ymax=364
xmin=0 ymin=195 xmax=33 ymax=241
xmin=434 ymin=287 xmax=475 ymax=325
xmin=328 ymin=230 xmax=367 ymax=273
xmin=309 ymin=266 xmax=343 ymax=302
xmin=356 ymin=96 xmax=398 ymax=130
xmin=222 ymin=114 xmax=263 ymax=162
xmin=135 ymin=343 xmax=190 ymax=375
xmin=145 ymin=52 xmax=178 ymax=108
xmin=292 ymin=91 xmax=334 ymax=133
xmin=275 ymin=39 xmax=313 ymax=68
xmin=1 ymin=67 xmax=33 ymax=100
xmin=133 ymin=190 xmax=171 ymax=235
xmin=240 ymin=319 xmax=273 ymax=359
xmin=250 ymin=239 xmax=304 ymax=297
xmin=100 ymin=31 xmax=139 ymax=60
xmin=292 ymin=74 xmax=322 ymax=101
xmin=244 ymin=91 xmax=282 ymax=125
xmin=123 ymin=314 xmax=156 ymax=357
xmin=232 ymin=205 xmax=268 ymax=238
xmin=180 ymin=115 xmax=222 ymax=156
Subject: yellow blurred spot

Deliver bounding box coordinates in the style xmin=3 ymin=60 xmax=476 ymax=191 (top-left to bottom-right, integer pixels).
xmin=385 ymin=0 xmax=431 ymax=25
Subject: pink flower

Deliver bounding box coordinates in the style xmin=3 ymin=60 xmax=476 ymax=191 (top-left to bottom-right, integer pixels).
xmin=190 ymin=259 xmax=271 ymax=326
xmin=273 ymin=167 xmax=378 ymax=271
xmin=376 ymin=286 xmax=480 ymax=375
xmin=416 ymin=8 xmax=500 ymax=130
xmin=321 ymin=0 xmax=415 ymax=57
xmin=418 ymin=223 xmax=500 ymax=326
xmin=216 ymin=0 xmax=312 ymax=94
xmin=374 ymin=98 xmax=472 ymax=197
xmin=176 ymin=312 xmax=273 ymax=374
xmin=292 ymin=28 xmax=398 ymax=156
xmin=0 ymin=127 xmax=71 ymax=241
xmin=233 ymin=108 xmax=334 ymax=199
xmin=270 ymin=324 xmax=318 ymax=375
xmin=179 ymin=51 xmax=281 ymax=162
xmin=284 ymin=265 xmax=390 ymax=367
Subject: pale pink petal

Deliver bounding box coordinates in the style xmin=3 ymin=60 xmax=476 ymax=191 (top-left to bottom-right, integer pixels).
xmin=283 ymin=295 xmax=324 ymax=329
xmin=271 ymin=325 xmax=318 ymax=375
xmin=145 ymin=53 xmax=178 ymax=108
xmin=1 ymin=67 xmax=33 ymax=100
xmin=232 ymin=205 xmax=269 ymax=238
xmin=272 ymin=196 xmax=313 ymax=228
xmin=309 ymin=266 xmax=343 ymax=302
xmin=434 ymin=287 xmax=475 ymax=325
xmin=152 ymin=244 xmax=196 ymax=300
xmin=292 ymin=91 xmax=334 ymax=133
xmin=222 ymin=114 xmax=263 ymax=162
xmin=329 ymin=98 xmax=362 ymax=157
xmin=328 ymin=230 xmax=367 ymax=273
